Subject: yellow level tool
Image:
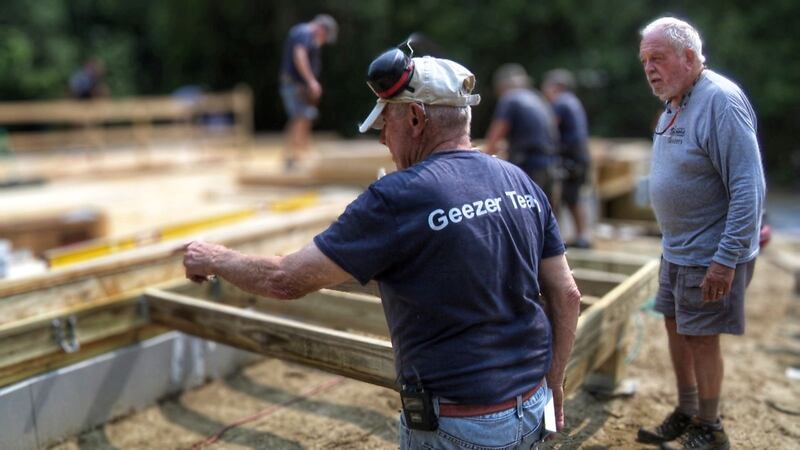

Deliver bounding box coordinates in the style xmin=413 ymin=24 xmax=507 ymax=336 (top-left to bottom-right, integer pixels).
xmin=46 ymin=191 xmax=319 ymax=268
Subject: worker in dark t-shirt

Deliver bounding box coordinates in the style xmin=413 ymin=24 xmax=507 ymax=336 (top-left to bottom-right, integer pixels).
xmin=279 ymin=14 xmax=338 ymax=169
xmin=182 ymin=49 xmax=580 ymax=449
xmin=485 ymin=63 xmax=561 ymax=209
xmin=543 ymin=69 xmax=592 ymax=248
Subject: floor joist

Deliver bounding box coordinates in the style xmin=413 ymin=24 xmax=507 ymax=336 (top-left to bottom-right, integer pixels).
xmin=145 ymin=288 xmax=397 ymax=390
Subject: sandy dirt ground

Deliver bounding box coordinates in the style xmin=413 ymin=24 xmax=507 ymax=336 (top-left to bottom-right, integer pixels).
xmin=48 ymin=235 xmax=799 ymax=450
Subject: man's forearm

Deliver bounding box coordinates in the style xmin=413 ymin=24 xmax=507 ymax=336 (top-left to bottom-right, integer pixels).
xmin=211 ymin=248 xmax=300 ymax=299
xmin=545 ymin=285 xmax=581 ymax=388
xmin=293 ymin=45 xmax=317 ymax=86
xmin=538 ymin=255 xmax=581 ymax=388
xmin=484 ymin=120 xmax=509 ymax=155
xmin=183 ymin=241 xmax=351 ymax=300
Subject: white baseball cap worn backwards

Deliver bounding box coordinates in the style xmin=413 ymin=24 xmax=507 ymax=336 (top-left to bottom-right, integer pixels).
xmin=359 ymin=49 xmax=481 ymax=133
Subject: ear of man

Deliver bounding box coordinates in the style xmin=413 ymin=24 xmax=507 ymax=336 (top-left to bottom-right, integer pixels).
xmin=683 ymin=48 xmax=699 ymax=68
xmin=408 ymin=103 xmax=426 ymax=137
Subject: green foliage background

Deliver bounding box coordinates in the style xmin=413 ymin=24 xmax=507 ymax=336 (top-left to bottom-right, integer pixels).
xmin=0 ymin=0 xmax=797 ymax=182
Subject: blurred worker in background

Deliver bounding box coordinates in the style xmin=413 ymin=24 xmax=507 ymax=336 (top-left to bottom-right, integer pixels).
xmin=183 ymin=49 xmax=580 ymax=449
xmin=279 ymin=14 xmax=338 ymax=170
xmin=543 ymin=69 xmax=592 ymax=249
xmin=485 ymin=63 xmax=561 ymax=210
xmin=637 ymin=17 xmax=765 ymax=450
xmin=69 ymin=58 xmax=109 ymax=100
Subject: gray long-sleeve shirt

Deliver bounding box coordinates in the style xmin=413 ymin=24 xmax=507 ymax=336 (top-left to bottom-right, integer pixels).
xmin=649 ymin=69 xmax=765 ymax=268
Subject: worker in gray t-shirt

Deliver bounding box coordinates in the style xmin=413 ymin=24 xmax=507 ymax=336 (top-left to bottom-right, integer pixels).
xmin=636 ymin=17 xmax=765 ymax=450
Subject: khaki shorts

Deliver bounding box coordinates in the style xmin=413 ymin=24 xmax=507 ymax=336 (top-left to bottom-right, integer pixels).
xmin=654 ymin=257 xmax=756 ymax=336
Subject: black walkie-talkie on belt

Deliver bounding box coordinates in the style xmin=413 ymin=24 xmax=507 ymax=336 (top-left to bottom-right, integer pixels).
xmin=401 ymin=382 xmax=438 ymax=431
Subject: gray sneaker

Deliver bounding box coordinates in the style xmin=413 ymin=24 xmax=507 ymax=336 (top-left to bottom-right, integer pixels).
xmin=637 ymin=408 xmax=693 ymax=443
xmin=660 ymin=419 xmax=730 ymax=450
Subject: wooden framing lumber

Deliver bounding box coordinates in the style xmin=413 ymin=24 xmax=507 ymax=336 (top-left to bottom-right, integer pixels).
xmin=145 ymin=288 xmax=397 ymax=389
xmin=565 ymin=248 xmax=654 ymax=275
xmin=0 ymin=205 xmax=345 ymax=387
xmin=564 ymin=259 xmax=659 ymax=394
xmin=589 ymin=138 xmax=651 ymax=202
xmin=0 ymin=205 xmax=344 ymax=324
xmin=0 ymin=85 xmax=253 ymax=154
xmin=153 ymin=258 xmax=658 ymax=397
xmin=0 ymin=197 xmax=657 ymax=398
xmin=0 ymin=207 xmax=107 ymax=257
xmin=176 ymin=281 xmax=389 ymax=336
xmin=571 ymin=268 xmax=629 ymax=297
xmin=331 ymin=272 xmax=623 ymax=301
xmin=238 ymin=147 xmax=394 ymax=188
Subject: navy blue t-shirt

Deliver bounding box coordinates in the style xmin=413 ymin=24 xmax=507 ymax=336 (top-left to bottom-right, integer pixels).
xmin=552 ymin=91 xmax=589 ymax=162
xmin=280 ymin=23 xmax=321 ymax=84
xmin=494 ymin=88 xmax=559 ymax=169
xmin=314 ymin=150 xmax=565 ymax=403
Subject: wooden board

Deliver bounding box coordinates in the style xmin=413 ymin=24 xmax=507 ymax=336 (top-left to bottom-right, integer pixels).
xmin=0 ymin=207 xmax=107 ymax=257
xmin=0 ymin=206 xmax=657 ymax=398
xmin=146 ymin=288 xmax=397 ymax=390
xmin=0 ymin=204 xmax=346 ymax=387
xmin=238 ymin=144 xmax=393 ymax=188
xmin=564 ymin=259 xmax=659 ymax=394
xmin=175 ymin=281 xmax=389 ymax=337
xmin=147 ymin=260 xmax=658 ymax=397
xmin=565 ymin=248 xmax=654 ymax=275
xmin=589 ymin=138 xmax=651 ymax=202
xmin=331 ymin=271 xmax=623 ymax=300
xmin=0 ymin=86 xmax=252 ymax=154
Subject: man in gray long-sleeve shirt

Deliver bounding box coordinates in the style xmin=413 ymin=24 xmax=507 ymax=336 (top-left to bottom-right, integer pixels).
xmin=636 ymin=17 xmax=765 ymax=450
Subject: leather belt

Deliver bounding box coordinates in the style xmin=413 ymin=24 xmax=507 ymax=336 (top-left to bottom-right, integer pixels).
xmin=438 ymin=379 xmax=545 ymax=418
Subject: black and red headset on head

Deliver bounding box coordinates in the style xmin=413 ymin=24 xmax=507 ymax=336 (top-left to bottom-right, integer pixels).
xmin=367 ymin=42 xmax=416 ymax=99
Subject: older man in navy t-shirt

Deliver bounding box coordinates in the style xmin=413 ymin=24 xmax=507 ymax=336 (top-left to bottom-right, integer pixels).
xmin=183 ymin=49 xmax=581 ymax=449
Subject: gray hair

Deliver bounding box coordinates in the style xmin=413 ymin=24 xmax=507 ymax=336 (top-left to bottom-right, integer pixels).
xmin=641 ymin=17 xmax=706 ymax=65
xmin=493 ymin=63 xmax=532 ymax=92
xmin=385 ymin=103 xmax=472 ymax=135
xmin=426 ymin=105 xmax=472 ymax=135
xmin=312 ymin=14 xmax=338 ymax=44
xmin=543 ymin=69 xmax=576 ymax=91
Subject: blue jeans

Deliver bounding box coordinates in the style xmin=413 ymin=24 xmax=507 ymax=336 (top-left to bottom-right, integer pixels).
xmin=399 ymin=383 xmax=548 ymax=450
xmin=279 ymin=81 xmax=318 ymax=120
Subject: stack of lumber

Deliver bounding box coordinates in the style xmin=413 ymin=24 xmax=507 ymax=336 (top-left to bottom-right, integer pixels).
xmin=0 ymin=86 xmax=253 ymax=182
xmin=0 ymin=85 xmax=252 ymax=154
xmin=239 ymin=141 xmax=394 ymax=188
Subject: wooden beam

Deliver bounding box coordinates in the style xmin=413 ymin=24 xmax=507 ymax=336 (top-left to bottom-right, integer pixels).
xmin=154 ymin=262 xmax=657 ymax=397
xmin=572 ymin=268 xmax=629 ymax=297
xmin=566 ymin=249 xmax=654 ymax=275
xmin=145 ymin=288 xmax=397 ymax=390
xmin=175 ymin=281 xmax=389 ymax=337
xmin=0 ymin=205 xmax=344 ymax=325
xmin=0 ymin=299 xmax=146 ymax=367
xmin=0 ymin=294 xmax=166 ymax=387
xmin=0 ymin=202 xmax=352 ymax=386
xmin=0 ymin=88 xmax=253 ymax=154
xmin=332 ymin=269 xmax=628 ymax=301
xmin=564 ymin=259 xmax=659 ymax=395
